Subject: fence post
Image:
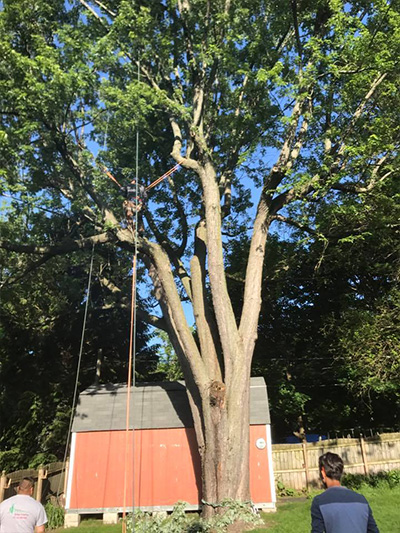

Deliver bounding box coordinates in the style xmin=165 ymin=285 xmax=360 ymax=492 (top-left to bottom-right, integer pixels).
xmin=302 ymin=441 xmax=310 ymax=490
xmin=359 ymin=435 xmax=369 ymax=475
xmin=36 ymin=466 xmax=48 ymax=502
xmin=0 ymin=471 xmax=9 ymax=503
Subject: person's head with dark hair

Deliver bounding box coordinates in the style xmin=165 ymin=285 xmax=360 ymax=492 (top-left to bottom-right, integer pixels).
xmin=319 ymin=452 xmax=344 ymax=487
xmin=312 ymin=451 xmax=379 ymax=532
xmin=17 ymin=477 xmax=35 ymax=495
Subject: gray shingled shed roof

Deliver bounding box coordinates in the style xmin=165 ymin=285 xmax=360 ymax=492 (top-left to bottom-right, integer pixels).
xmin=72 ymin=377 xmax=270 ymax=432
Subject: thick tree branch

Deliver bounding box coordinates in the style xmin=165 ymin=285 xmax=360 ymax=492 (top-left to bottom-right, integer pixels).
xmin=330 ymin=72 xmax=387 ymax=161
xmin=167 ymin=173 xmax=189 ymax=257
xmin=0 ymin=232 xmax=112 ymax=256
xmin=291 ymin=0 xmax=303 ymax=63
xmin=193 ymin=83 xmax=205 ymax=132
xmin=0 ymin=254 xmax=55 ymax=288
xmin=269 ymin=174 xmax=320 ymax=214
xmin=200 ymin=160 xmax=241 ymax=384
xmin=78 ymin=0 xmax=108 ymax=24
xmin=142 ymin=241 xmax=209 ymax=387
xmin=240 ymin=76 xmax=314 ymax=355
xmin=144 ymin=210 xmax=193 ymax=301
xmin=272 ymin=214 xmax=318 ymax=235
xmin=286 ymin=97 xmax=312 ymax=171
xmin=217 ymin=74 xmax=251 ymax=218
xmin=170 ymin=118 xmax=201 ymax=171
xmin=239 ymin=195 xmax=270 ymax=353
xmin=190 ymin=220 xmax=222 ymax=379
xmin=264 ymin=94 xmax=308 ymax=192
xmin=332 ymin=170 xmax=394 ymax=194
xmin=93 ymin=0 xmax=116 ymax=17
xmin=97 ymin=274 xmax=124 ymax=295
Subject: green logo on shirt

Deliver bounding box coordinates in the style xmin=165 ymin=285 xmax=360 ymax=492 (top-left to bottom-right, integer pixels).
xmin=8 ymin=503 xmax=26 ymax=515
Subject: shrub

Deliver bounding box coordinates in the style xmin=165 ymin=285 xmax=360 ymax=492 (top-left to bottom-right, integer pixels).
xmin=206 ymin=499 xmax=263 ymax=531
xmin=342 ymin=470 xmax=400 ymax=490
xmin=276 ymin=479 xmax=297 ymax=497
xmin=126 ymin=499 xmax=263 ymax=532
xmin=44 ymin=501 xmax=64 ymax=530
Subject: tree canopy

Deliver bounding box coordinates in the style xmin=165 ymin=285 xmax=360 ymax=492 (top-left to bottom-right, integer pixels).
xmin=1 ymin=0 xmax=399 ymax=509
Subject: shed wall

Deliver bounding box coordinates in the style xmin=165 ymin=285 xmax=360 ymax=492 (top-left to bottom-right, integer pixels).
xmin=67 ymin=425 xmax=273 ymax=511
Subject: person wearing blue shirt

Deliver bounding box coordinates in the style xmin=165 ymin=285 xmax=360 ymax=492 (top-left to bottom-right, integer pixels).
xmin=311 ymin=452 xmax=379 ymax=533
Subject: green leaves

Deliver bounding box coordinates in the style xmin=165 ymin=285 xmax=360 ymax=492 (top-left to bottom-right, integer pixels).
xmin=335 ymin=293 xmax=400 ymax=397
xmin=1 ymin=0 xmax=400 ymax=458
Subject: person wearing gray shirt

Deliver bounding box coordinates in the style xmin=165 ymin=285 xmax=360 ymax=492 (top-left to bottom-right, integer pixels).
xmin=0 ymin=477 xmax=47 ymax=533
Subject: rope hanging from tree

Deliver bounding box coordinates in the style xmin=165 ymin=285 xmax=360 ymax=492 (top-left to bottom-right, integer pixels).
xmin=77 ymin=139 xmax=182 ymax=191
xmin=122 ymin=56 xmax=141 ymax=532
xmin=101 ymin=160 xmax=183 ymax=191
xmin=57 ymin=242 xmax=96 ymax=500
xmin=122 ymin=252 xmax=137 ymax=533
xmin=73 ymin=110 xmax=184 ymax=529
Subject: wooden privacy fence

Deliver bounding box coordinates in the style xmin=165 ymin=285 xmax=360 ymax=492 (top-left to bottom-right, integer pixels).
xmin=272 ymin=432 xmax=400 ymax=491
xmin=0 ymin=462 xmax=67 ymax=505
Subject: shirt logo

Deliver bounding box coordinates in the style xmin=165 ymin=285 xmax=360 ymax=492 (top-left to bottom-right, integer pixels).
xmin=7 ymin=503 xmax=29 ymax=520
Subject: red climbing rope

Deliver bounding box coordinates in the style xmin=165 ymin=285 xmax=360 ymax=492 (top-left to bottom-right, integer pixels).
xmin=101 ymin=165 xmax=122 ymax=188
xmin=145 ymin=161 xmax=183 ymax=191
xmin=102 ymin=161 xmax=183 ymax=191
xmin=77 ymin=139 xmax=183 ymax=191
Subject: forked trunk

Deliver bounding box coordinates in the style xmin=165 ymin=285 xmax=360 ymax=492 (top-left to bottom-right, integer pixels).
xmin=198 ymin=373 xmax=251 ymax=518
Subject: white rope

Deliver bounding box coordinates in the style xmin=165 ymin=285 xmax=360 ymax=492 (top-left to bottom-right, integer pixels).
xmin=130 ymin=53 xmax=140 ymax=531
xmin=57 ymin=243 xmax=95 ymax=498
xmin=122 ymin=57 xmax=140 ymax=533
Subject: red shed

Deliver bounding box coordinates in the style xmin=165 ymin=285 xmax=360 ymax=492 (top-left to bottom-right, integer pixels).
xmin=65 ymin=377 xmax=275 ymax=526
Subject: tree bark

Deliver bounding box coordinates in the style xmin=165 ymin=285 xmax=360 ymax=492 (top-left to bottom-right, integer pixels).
xmin=200 ymin=368 xmax=251 ymax=517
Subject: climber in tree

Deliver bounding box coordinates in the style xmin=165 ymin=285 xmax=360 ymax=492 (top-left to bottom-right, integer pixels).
xmin=121 ymin=179 xmax=148 ymax=230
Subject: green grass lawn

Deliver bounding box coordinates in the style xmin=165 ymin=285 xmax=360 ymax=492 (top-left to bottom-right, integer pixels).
xmin=53 ymin=520 xmax=122 ymax=532
xmin=53 ymin=486 xmax=400 ymax=532
xmin=250 ymin=486 xmax=400 ymax=532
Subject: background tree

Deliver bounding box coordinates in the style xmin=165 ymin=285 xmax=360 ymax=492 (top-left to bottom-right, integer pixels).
xmin=241 ymin=176 xmax=400 ymax=439
xmin=154 ymin=330 xmax=184 ymax=381
xmin=0 ymin=238 xmax=157 ymax=470
xmin=1 ymin=0 xmax=399 ymax=513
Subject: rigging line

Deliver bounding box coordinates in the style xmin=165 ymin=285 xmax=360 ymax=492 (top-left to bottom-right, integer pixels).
xmin=132 ymin=55 xmax=141 ymax=525
xmin=57 ymin=243 xmax=96 ymax=499
xmin=77 ymin=136 xmax=181 ymax=192
xmin=122 ymin=253 xmax=137 ymax=532
xmin=145 ymin=161 xmax=183 ymax=191
xmin=122 ymin=57 xmax=141 ymax=533
xmin=76 ymin=139 xmax=123 ymax=188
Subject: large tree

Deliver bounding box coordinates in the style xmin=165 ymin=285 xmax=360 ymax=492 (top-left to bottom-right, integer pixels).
xmin=1 ymin=0 xmax=399 ymax=513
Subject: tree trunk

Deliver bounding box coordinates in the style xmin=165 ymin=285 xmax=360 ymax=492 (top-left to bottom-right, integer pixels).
xmin=141 ymin=158 xmax=270 ymax=518
xmin=200 ymin=371 xmax=251 ymax=518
